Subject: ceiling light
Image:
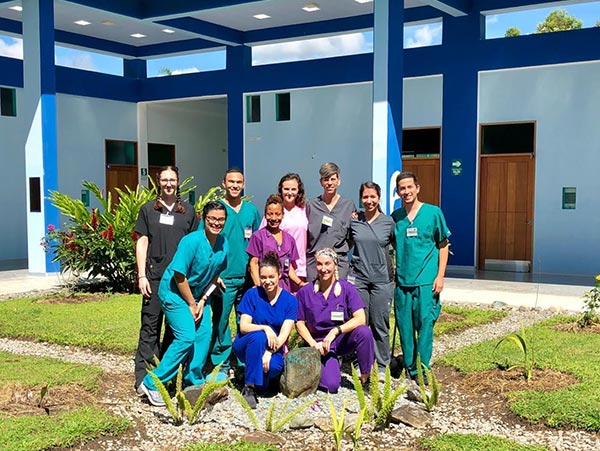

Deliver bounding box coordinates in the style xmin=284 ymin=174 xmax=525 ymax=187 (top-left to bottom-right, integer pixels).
xmin=74 ymin=20 xmax=91 ymax=26
xmin=9 ymin=5 xmax=23 ymax=12
xmin=302 ymin=2 xmax=320 ymax=12
xmin=354 ymin=0 xmax=373 ymax=3
xmin=130 ymin=33 xmax=146 ymax=38
xmin=101 ymin=20 xmax=115 ymax=26
xmin=162 ymin=29 xmax=175 ymax=34
xmin=253 ymin=14 xmax=271 ymax=20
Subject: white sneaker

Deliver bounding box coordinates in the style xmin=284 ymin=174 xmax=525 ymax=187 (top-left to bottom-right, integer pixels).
xmin=139 ymin=382 xmax=166 ymax=407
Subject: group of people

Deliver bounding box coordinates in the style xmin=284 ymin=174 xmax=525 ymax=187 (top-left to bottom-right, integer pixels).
xmin=133 ymin=162 xmax=450 ymax=409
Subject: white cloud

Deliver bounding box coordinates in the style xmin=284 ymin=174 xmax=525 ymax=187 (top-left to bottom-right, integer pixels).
xmin=487 ymin=15 xmax=499 ymax=25
xmin=405 ymin=23 xmax=443 ymax=49
xmin=56 ymin=52 xmax=97 ymax=71
xmin=252 ymin=32 xmax=370 ymax=65
xmin=0 ymin=37 xmax=23 ymax=59
xmin=171 ymin=67 xmax=200 ymax=75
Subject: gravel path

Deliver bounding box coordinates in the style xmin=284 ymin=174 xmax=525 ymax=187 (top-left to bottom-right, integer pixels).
xmin=1 ymin=304 xmax=599 ymax=451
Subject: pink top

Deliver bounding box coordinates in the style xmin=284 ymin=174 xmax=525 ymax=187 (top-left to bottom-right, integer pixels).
xmin=260 ymin=205 xmax=308 ymax=278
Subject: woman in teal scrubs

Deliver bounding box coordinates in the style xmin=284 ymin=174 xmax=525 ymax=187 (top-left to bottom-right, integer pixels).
xmin=139 ymin=201 xmax=229 ymax=407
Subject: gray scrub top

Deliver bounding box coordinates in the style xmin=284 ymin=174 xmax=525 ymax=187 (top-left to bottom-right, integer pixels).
xmin=306 ymin=195 xmax=356 ymax=256
xmin=350 ymin=212 xmax=395 ymax=283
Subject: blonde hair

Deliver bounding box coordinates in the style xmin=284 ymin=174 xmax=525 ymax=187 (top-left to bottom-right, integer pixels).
xmin=314 ymin=248 xmax=342 ymax=297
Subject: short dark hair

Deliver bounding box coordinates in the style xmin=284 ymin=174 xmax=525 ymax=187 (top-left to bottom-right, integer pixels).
xmin=259 ymin=251 xmax=281 ymax=273
xmin=396 ymin=171 xmax=419 ymax=186
xmin=264 ymin=194 xmax=283 ymax=214
xmin=319 ymin=162 xmax=340 ymax=180
xmin=202 ymin=200 xmax=227 ymax=220
xmin=223 ymin=167 xmax=244 ymax=180
xmin=359 ymin=181 xmax=382 ymax=212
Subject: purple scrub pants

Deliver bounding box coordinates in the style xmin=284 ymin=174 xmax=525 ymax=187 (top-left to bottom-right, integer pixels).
xmin=233 ymin=331 xmax=285 ymax=392
xmin=319 ymin=325 xmax=374 ymax=393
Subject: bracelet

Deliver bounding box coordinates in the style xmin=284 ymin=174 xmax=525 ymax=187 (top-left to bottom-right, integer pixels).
xmin=336 ymin=326 xmax=343 ymax=335
xmin=138 ymin=275 xmax=147 ymax=280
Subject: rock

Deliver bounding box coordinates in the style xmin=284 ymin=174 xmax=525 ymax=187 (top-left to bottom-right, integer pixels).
xmin=182 ymin=385 xmax=228 ymax=407
xmin=390 ymin=404 xmax=432 ymax=429
xmin=549 ymin=305 xmax=565 ymax=313
xmin=289 ymin=415 xmax=315 ymax=429
xmin=280 ymin=347 xmax=321 ymax=398
xmin=314 ymin=416 xmax=332 ymax=431
xmin=492 ymin=300 xmax=507 ymax=309
xmin=405 ymin=385 xmax=424 ymax=403
xmin=241 ymin=431 xmax=286 ymax=446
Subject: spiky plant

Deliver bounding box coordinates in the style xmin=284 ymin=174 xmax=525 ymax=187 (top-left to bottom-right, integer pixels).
xmin=147 ymin=371 xmax=181 ymax=424
xmin=231 ymin=385 xmax=260 ymax=430
xmin=328 ymin=396 xmax=347 ymax=451
xmin=415 ymin=354 xmax=441 ymax=412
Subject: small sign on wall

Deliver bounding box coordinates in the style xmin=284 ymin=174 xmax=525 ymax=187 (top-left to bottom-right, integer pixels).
xmin=562 ymin=187 xmax=576 ymax=209
xmin=81 ymin=189 xmax=90 ymax=207
xmin=140 ymin=168 xmax=148 ymax=176
xmin=451 ymin=159 xmax=462 ymax=176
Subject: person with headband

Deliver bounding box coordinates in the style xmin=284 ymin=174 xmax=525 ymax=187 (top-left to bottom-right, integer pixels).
xmin=232 ymin=252 xmax=298 ymax=409
xmin=295 ymin=248 xmax=374 ymax=393
xmin=133 ymin=166 xmax=199 ymax=395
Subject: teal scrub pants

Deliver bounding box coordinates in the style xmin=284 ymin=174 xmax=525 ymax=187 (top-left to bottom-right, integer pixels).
xmin=143 ymin=300 xmax=212 ymax=390
xmin=210 ymin=275 xmax=245 ymax=370
xmin=393 ymin=284 xmax=441 ymax=378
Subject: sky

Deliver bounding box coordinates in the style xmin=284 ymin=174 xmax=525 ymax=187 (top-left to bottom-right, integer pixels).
xmin=0 ymin=1 xmax=599 ymax=76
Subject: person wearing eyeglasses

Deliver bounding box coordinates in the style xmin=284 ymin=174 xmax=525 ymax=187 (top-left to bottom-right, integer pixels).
xmin=139 ymin=201 xmax=229 ymax=406
xmin=133 ymin=166 xmax=199 ymax=395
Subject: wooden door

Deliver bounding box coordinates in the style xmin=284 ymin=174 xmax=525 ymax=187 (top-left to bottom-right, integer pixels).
xmin=478 ymin=154 xmax=535 ymax=270
xmin=402 ymin=157 xmax=440 ymax=206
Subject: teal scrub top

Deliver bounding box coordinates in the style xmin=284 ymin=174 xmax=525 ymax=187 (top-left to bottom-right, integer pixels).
xmin=219 ymin=200 xmax=261 ymax=279
xmin=159 ymin=230 xmax=228 ymax=302
xmin=392 ymin=203 xmax=450 ymax=287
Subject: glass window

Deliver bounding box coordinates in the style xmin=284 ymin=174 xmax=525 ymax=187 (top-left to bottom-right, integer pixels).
xmin=481 ymin=123 xmax=535 ymax=154
xmin=106 ymin=140 xmax=136 ymax=165
xmin=0 ymin=87 xmax=17 ymax=117
xmin=276 ymin=93 xmax=290 ymax=121
xmin=246 ymin=95 xmax=261 ymax=123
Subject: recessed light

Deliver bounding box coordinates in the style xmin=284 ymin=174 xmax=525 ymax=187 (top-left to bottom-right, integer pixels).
xmin=74 ymin=20 xmax=91 ymax=26
xmin=101 ymin=20 xmax=115 ymax=26
xmin=354 ymin=0 xmax=373 ymax=3
xmin=253 ymin=14 xmax=271 ymax=20
xmin=302 ymin=2 xmax=320 ymax=12
xmin=9 ymin=5 xmax=23 ymax=12
xmin=162 ymin=29 xmax=175 ymax=34
xmin=130 ymin=33 xmax=146 ymax=38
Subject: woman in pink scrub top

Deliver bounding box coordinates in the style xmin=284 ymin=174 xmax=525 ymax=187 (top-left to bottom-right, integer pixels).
xmin=261 ymin=173 xmax=308 ymax=292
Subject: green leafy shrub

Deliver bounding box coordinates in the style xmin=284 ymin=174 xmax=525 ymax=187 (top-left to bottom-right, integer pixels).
xmin=579 ymin=274 xmax=600 ymax=327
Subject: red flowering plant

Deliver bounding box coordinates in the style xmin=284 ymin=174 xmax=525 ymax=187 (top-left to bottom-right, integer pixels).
xmin=44 ymin=181 xmax=157 ymax=292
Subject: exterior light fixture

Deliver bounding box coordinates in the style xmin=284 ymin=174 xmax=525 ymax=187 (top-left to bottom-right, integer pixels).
xmin=101 ymin=20 xmax=115 ymax=26
xmin=302 ymin=2 xmax=320 ymax=12
xmin=74 ymin=20 xmax=91 ymax=26
xmin=162 ymin=29 xmax=175 ymax=34
xmin=354 ymin=0 xmax=373 ymax=4
xmin=130 ymin=33 xmax=146 ymax=38
xmin=253 ymin=14 xmax=271 ymax=20
xmin=9 ymin=6 xmax=23 ymax=12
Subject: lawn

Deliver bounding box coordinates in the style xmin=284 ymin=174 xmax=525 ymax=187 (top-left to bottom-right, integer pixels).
xmin=438 ymin=315 xmax=600 ymax=431
xmin=420 ymin=433 xmax=549 ymax=451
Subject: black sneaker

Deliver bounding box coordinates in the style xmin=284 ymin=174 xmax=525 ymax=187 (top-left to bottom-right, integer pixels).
xmin=241 ymin=385 xmax=258 ymax=409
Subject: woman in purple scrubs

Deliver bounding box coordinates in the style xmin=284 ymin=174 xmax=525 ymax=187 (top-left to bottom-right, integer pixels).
xmin=295 ymin=248 xmax=374 ymax=393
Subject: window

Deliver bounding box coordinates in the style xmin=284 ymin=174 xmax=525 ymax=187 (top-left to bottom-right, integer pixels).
xmin=29 ymin=177 xmax=41 ymax=212
xmin=106 ymin=140 xmax=136 ymax=165
xmin=481 ymin=123 xmax=534 ymax=154
xmin=0 ymin=87 xmax=17 ymax=117
xmin=246 ymin=95 xmax=261 ymax=123
xmin=402 ymin=128 xmax=441 ymax=157
xmin=276 ymin=93 xmax=291 ymax=121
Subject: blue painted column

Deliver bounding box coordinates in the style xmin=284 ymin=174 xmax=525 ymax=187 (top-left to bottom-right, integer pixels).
xmin=23 ymin=0 xmax=59 ymax=273
xmin=226 ymin=45 xmax=251 ymax=171
xmin=372 ymin=0 xmax=404 ymax=214
xmin=440 ymin=13 xmax=483 ymax=267
xmin=123 ymin=58 xmax=147 ymax=79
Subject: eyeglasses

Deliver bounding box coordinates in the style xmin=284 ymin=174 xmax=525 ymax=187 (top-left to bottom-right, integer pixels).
xmin=159 ymin=178 xmax=178 ymax=184
xmin=205 ymin=216 xmax=226 ymax=224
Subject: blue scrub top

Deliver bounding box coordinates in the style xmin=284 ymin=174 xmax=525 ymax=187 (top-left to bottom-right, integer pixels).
xmin=159 ymin=230 xmax=228 ymax=303
xmin=392 ymin=203 xmax=450 ymax=287
xmin=237 ymin=287 xmax=298 ymax=336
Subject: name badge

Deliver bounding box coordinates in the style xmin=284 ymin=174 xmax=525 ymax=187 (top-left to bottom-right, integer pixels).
xmin=406 ymin=227 xmax=418 ymax=237
xmin=347 ymin=275 xmax=356 ymax=285
xmin=331 ymin=311 xmax=344 ymax=322
xmin=322 ymin=215 xmax=334 ymax=227
xmin=160 ymin=214 xmax=174 ymax=226
xmin=244 ymin=227 xmax=252 ymax=239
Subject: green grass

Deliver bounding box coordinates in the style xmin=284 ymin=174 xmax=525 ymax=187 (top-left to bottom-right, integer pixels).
xmin=420 ymin=433 xmax=549 ymax=451
xmin=0 ymin=293 xmax=140 ymax=354
xmin=438 ymin=315 xmax=600 ymax=431
xmin=183 ymin=443 xmax=277 ymax=451
xmin=0 ymin=406 xmax=129 ymax=451
xmin=434 ymin=306 xmax=507 ymax=335
xmin=0 ymin=351 xmax=103 ymax=390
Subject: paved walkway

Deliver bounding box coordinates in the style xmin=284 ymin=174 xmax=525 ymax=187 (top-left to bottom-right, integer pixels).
xmin=0 ymin=268 xmax=592 ymax=312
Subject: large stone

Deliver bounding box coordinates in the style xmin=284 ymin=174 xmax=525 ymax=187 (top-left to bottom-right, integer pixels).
xmin=289 ymin=415 xmax=315 ymax=429
xmin=280 ymin=347 xmax=321 ymax=398
xmin=182 ymin=385 xmax=228 ymax=407
xmin=390 ymin=404 xmax=432 ymax=429
xmin=241 ymin=431 xmax=286 ymax=446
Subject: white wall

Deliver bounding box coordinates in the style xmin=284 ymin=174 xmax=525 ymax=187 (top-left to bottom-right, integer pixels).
xmin=146 ymin=99 xmax=228 ymax=196
xmin=244 ymin=83 xmax=374 ymax=209
xmin=403 ymin=75 xmax=443 ymax=128
xmin=479 ymin=61 xmax=600 ymax=276
xmin=56 ymin=94 xmax=137 ymax=206
xmin=0 ymin=87 xmax=27 ymax=265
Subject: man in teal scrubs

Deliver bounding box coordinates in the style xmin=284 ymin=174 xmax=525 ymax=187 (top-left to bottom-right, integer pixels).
xmin=210 ymin=168 xmax=261 ymax=373
xmin=392 ymin=172 xmax=450 ymax=381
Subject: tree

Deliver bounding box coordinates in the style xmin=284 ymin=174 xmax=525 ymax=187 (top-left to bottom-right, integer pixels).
xmin=505 ymin=27 xmax=521 ymax=37
xmin=596 ymin=19 xmax=600 ymax=27
xmin=535 ymin=9 xmax=582 ymax=33
xmin=159 ymin=67 xmax=173 ymax=76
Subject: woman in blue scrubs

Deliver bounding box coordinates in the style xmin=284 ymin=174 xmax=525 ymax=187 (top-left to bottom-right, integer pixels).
xmin=139 ymin=201 xmax=228 ymax=407
xmin=233 ymin=252 xmax=298 ymax=409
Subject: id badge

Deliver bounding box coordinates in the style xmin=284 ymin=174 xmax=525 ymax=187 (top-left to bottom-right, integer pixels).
xmin=347 ymin=275 xmax=356 ymax=285
xmin=322 ymin=215 xmax=334 ymax=227
xmin=160 ymin=213 xmax=174 ymax=226
xmin=406 ymin=227 xmax=418 ymax=237
xmin=331 ymin=311 xmax=344 ymax=322
xmin=244 ymin=227 xmax=252 ymax=239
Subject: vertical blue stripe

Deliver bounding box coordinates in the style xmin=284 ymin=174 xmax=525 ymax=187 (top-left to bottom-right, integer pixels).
xmin=38 ymin=0 xmax=55 ymax=95
xmin=226 ymin=45 xmax=251 ymax=171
